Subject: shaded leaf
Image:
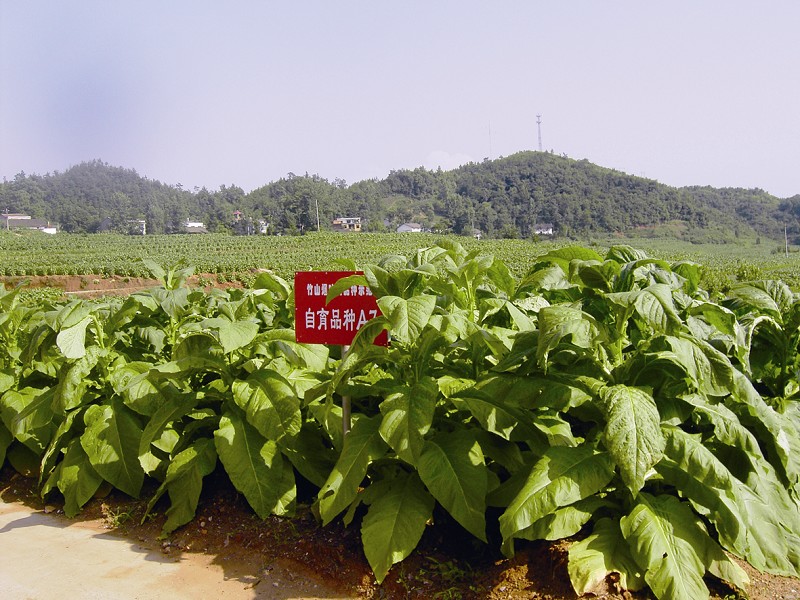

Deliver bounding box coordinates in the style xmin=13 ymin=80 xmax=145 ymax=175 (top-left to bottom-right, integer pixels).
xmin=318 ymin=414 xmax=388 ymax=525
xmin=361 ymin=472 xmax=435 ymax=584
xmin=620 ymin=493 xmax=712 ymax=600
xmin=57 ymin=438 xmax=104 ymax=517
xmin=499 ymin=447 xmax=614 ymax=555
xmin=568 ymin=517 xmax=645 ymax=595
xmin=232 ymin=369 xmax=301 ymax=443
xmin=147 ymin=437 xmax=217 ymax=535
xmin=214 ymin=407 xmax=290 ymax=519
xmin=81 ymin=400 xmax=145 ymax=498
xmin=418 ymin=430 xmax=488 ymax=541
xmin=379 ymin=379 xmax=437 ymax=465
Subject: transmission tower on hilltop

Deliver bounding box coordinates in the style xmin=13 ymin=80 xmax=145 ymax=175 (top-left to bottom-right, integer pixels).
xmin=536 ymin=114 xmax=543 ymax=151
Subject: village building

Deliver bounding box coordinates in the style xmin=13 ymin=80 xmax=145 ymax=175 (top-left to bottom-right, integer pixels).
xmin=396 ymin=222 xmax=423 ymax=233
xmin=332 ymin=217 xmax=362 ymax=232
xmin=184 ymin=219 xmax=208 ymax=234
xmin=1 ymin=213 xmax=57 ymax=234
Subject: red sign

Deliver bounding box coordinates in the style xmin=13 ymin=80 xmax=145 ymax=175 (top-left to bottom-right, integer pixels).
xmin=294 ymin=271 xmax=388 ymax=346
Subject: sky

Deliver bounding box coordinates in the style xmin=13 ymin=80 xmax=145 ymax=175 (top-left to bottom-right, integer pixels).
xmin=1 ymin=1 xmax=799 ymax=197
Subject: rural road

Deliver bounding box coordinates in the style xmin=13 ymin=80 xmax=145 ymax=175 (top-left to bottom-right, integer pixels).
xmin=0 ymin=501 xmax=350 ymax=600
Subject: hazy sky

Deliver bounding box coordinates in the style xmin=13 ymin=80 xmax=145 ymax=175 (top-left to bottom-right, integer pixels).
xmin=2 ymin=1 xmax=799 ymax=197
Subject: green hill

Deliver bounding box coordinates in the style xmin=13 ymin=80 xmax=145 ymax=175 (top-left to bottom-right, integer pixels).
xmin=2 ymin=153 xmax=798 ymax=242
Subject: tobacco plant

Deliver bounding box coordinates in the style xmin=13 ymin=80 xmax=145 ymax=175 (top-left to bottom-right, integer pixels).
xmin=2 ymin=244 xmax=800 ymax=600
xmin=315 ymin=243 xmax=800 ymax=598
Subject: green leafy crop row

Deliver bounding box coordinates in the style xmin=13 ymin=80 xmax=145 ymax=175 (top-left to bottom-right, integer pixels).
xmin=2 ymin=243 xmax=800 ymax=600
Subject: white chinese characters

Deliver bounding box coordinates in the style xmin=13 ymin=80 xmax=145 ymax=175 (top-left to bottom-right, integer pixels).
xmin=305 ymin=284 xmax=373 ymax=298
xmin=304 ymin=307 xmax=378 ymax=331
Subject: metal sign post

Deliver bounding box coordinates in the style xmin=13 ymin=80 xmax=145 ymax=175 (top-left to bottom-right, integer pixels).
xmin=341 ymin=344 xmax=351 ymax=436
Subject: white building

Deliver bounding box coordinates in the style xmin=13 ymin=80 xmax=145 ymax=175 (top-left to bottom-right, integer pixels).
xmin=1 ymin=213 xmax=57 ymax=234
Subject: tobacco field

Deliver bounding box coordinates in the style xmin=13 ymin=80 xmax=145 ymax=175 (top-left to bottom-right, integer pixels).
xmin=2 ymin=241 xmax=800 ymax=600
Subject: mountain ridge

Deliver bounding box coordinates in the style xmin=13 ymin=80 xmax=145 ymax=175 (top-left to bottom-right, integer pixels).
xmin=2 ymin=153 xmax=798 ymax=242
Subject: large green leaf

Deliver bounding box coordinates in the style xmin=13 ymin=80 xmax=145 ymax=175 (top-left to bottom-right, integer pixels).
xmin=518 ymin=496 xmax=614 ymax=542
xmin=0 ymin=423 xmax=12 ymax=467
xmin=377 ymin=294 xmax=437 ymax=344
xmin=600 ymin=384 xmax=664 ymax=495
xmin=538 ymin=246 xmax=604 ymax=274
xmin=0 ymin=370 xmax=14 ymax=395
xmin=52 ymin=345 xmax=103 ymax=412
xmin=568 ymin=517 xmax=645 ymax=595
xmin=727 ymin=281 xmax=793 ymax=320
xmin=56 ymin=438 xmax=104 ymax=517
xmin=518 ymin=264 xmax=572 ymax=293
xmin=318 ymin=414 xmax=388 ymax=525
xmin=171 ymin=332 xmax=227 ymax=374
xmin=536 ymin=305 xmax=601 ymax=369
xmin=259 ymin=329 xmax=330 ymax=371
xmin=1 ymin=386 xmax=56 ymax=453
xmin=378 ymin=379 xmax=436 ymax=465
xmin=620 ymin=493 xmax=719 ymax=600
xmin=681 ymin=393 xmax=763 ymax=458
xmin=214 ymin=407 xmax=291 ymax=519
xmin=56 ymin=316 xmax=92 ymax=359
xmin=40 ymin=407 xmax=83 ymax=485
xmin=573 ymin=260 xmax=620 ymax=292
xmin=217 ymin=319 xmax=259 ymax=354
xmin=154 ymin=287 xmax=190 ymax=320
xmin=253 ymin=270 xmax=291 ymax=299
xmin=606 ymin=245 xmax=650 ymax=264
xmin=146 ymin=437 xmax=217 ymax=535
xmin=418 ymin=430 xmax=488 ymax=541
xmin=281 ymin=422 xmax=337 ymax=488
xmin=110 ymin=361 xmax=166 ymax=416
xmin=658 ymin=426 xmax=800 ymax=576
xmin=499 ymin=447 xmax=615 ymax=555
xmin=325 ymin=273 xmax=369 ymax=303
xmin=671 ymin=260 xmax=701 ymax=295
xmin=48 ymin=300 xmax=92 ymax=331
xmin=728 ymin=370 xmax=800 ymax=496
xmin=457 ymin=394 xmax=547 ymax=453
xmin=361 ymin=472 xmax=435 ymax=584
xmin=232 ymin=369 xmax=301 ymax=443
xmin=657 ymin=335 xmax=735 ymax=397
xmin=616 ymin=257 xmax=673 ymax=292
xmin=632 ymin=284 xmax=683 ymax=334
xmin=80 ymin=400 xmax=145 ymax=498
xmin=687 ymin=302 xmax=738 ymax=338
xmin=138 ymin=393 xmax=200 ymax=475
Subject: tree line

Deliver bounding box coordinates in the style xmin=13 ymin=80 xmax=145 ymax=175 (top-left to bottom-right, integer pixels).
xmin=2 ymin=153 xmax=799 ymax=242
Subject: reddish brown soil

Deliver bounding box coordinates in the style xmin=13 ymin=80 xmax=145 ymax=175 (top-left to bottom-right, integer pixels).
xmin=3 ymin=465 xmax=795 ymax=600
xmin=2 ymin=274 xmax=244 ymax=298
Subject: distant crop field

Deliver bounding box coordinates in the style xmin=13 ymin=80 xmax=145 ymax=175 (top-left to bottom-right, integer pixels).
xmin=1 ymin=231 xmax=798 ymax=292
xmin=0 ymin=232 xmax=561 ymax=279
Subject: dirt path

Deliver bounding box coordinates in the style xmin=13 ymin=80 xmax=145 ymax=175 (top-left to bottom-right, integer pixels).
xmin=0 ymin=501 xmax=350 ymax=600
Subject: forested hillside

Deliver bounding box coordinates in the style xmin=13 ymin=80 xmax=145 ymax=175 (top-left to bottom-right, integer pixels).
xmin=2 ymin=153 xmax=799 ymax=241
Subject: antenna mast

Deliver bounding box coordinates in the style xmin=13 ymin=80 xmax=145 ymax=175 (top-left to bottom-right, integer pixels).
xmin=536 ymin=114 xmax=543 ymax=151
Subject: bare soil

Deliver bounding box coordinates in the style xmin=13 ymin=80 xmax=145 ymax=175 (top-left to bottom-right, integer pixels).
xmin=3 ymin=465 xmax=798 ymax=599
xmin=2 ymin=273 xmax=244 ymax=298
xmin=2 ymin=276 xmax=799 ymax=599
